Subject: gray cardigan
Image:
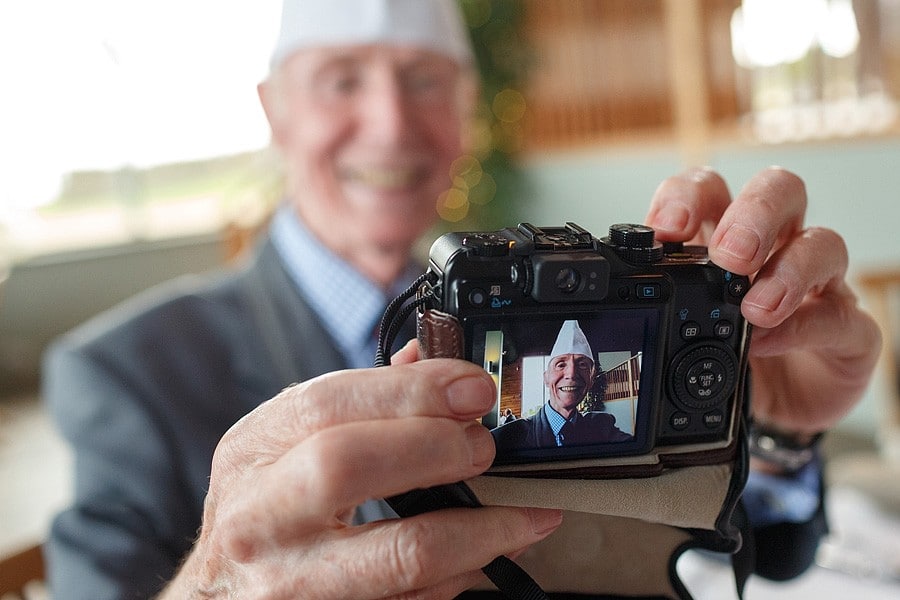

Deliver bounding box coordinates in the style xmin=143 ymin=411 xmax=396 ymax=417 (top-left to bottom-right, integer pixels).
xmin=43 ymin=238 xmax=349 ymax=599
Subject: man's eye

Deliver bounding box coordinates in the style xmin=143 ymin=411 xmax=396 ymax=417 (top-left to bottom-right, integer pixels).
xmin=332 ymin=76 xmax=359 ymax=94
xmin=408 ymin=74 xmax=437 ymax=90
xmin=406 ymin=72 xmax=453 ymax=97
xmin=314 ymin=71 xmax=360 ymax=98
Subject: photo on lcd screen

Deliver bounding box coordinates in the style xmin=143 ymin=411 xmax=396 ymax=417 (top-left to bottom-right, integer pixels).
xmin=470 ymin=311 xmax=656 ymax=459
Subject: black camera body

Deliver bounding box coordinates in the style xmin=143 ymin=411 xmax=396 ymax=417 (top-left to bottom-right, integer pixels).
xmin=418 ymin=222 xmax=751 ymax=473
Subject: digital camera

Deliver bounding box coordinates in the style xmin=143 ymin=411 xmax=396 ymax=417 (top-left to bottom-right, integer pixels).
xmin=416 ymin=222 xmax=752 ymax=476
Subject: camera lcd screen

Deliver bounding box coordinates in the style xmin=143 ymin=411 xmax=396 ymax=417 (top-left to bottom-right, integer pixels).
xmin=468 ymin=309 xmax=660 ymax=464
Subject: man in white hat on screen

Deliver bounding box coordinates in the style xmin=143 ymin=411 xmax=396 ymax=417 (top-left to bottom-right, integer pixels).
xmin=42 ymin=0 xmax=881 ymax=598
xmin=492 ymin=320 xmax=631 ymax=452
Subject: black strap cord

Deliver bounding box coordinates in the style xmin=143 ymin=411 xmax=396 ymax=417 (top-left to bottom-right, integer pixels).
xmin=374 ymin=273 xmax=431 ymax=367
xmin=482 ymin=559 xmax=552 ymax=600
xmin=373 ymin=274 xmax=550 ymax=600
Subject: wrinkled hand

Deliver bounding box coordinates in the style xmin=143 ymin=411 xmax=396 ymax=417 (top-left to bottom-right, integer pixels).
xmin=646 ymin=167 xmax=881 ymax=436
xmin=160 ymin=341 xmax=562 ymax=600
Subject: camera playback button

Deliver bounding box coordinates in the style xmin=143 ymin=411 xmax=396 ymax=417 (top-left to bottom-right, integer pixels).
xmin=636 ymin=283 xmax=660 ymax=299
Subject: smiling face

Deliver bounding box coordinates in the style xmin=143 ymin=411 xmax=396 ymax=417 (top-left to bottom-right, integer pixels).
xmin=543 ymin=353 xmax=595 ymax=418
xmin=258 ymin=44 xmax=475 ymax=286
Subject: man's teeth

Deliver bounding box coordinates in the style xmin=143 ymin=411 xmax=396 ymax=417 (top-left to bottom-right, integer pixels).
xmin=349 ymin=167 xmax=417 ymax=187
xmin=559 ymin=386 xmax=578 ymax=392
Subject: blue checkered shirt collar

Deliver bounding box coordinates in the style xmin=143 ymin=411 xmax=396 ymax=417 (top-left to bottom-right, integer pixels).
xmin=269 ymin=204 xmax=419 ymax=369
xmin=544 ymin=403 xmax=581 ymax=446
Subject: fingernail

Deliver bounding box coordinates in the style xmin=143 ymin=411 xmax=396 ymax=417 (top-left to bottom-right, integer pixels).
xmin=447 ymin=375 xmax=494 ymax=415
xmin=528 ymin=508 xmax=563 ymax=536
xmin=651 ymin=204 xmax=689 ymax=233
xmin=745 ymin=278 xmax=787 ymax=313
xmin=465 ymin=422 xmax=495 ymax=468
xmin=718 ymin=224 xmax=760 ymax=264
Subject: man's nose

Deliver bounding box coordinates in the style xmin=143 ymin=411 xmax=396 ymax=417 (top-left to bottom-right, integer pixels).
xmin=361 ymin=75 xmax=416 ymax=145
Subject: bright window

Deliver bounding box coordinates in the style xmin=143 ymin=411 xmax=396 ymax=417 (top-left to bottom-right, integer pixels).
xmin=0 ymin=0 xmax=282 ymax=258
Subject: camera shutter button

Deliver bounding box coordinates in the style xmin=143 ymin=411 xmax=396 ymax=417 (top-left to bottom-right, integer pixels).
xmin=662 ymin=241 xmax=685 ymax=254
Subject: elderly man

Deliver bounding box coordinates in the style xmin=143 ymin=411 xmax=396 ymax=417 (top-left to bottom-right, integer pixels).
xmin=492 ymin=320 xmax=632 ymax=452
xmin=43 ymin=1 xmax=880 ymax=599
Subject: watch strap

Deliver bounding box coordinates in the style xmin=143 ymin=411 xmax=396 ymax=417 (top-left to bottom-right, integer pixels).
xmin=748 ymin=422 xmax=823 ymax=475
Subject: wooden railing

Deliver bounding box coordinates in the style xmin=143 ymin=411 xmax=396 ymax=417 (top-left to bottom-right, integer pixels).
xmin=603 ymin=354 xmax=642 ymax=402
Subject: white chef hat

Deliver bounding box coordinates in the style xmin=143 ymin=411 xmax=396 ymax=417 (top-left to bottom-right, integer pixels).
xmin=269 ymin=0 xmax=475 ymax=70
xmin=549 ymin=320 xmax=594 ymax=362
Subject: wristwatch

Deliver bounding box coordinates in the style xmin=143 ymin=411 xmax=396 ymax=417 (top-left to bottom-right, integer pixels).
xmin=748 ymin=422 xmax=823 ymax=475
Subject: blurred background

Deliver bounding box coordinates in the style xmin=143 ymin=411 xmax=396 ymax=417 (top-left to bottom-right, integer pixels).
xmin=1 ymin=0 xmax=899 ymax=597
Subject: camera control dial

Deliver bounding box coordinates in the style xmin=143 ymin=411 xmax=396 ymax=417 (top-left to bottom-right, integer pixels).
xmin=670 ymin=343 xmax=738 ymax=412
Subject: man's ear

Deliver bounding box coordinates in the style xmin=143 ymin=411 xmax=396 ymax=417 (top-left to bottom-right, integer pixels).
xmin=257 ymin=79 xmax=288 ymax=148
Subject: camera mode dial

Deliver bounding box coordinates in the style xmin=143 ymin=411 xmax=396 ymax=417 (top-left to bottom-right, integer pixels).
xmin=608 ymin=223 xmax=664 ymax=264
xmin=609 ymin=223 xmax=655 ymax=247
